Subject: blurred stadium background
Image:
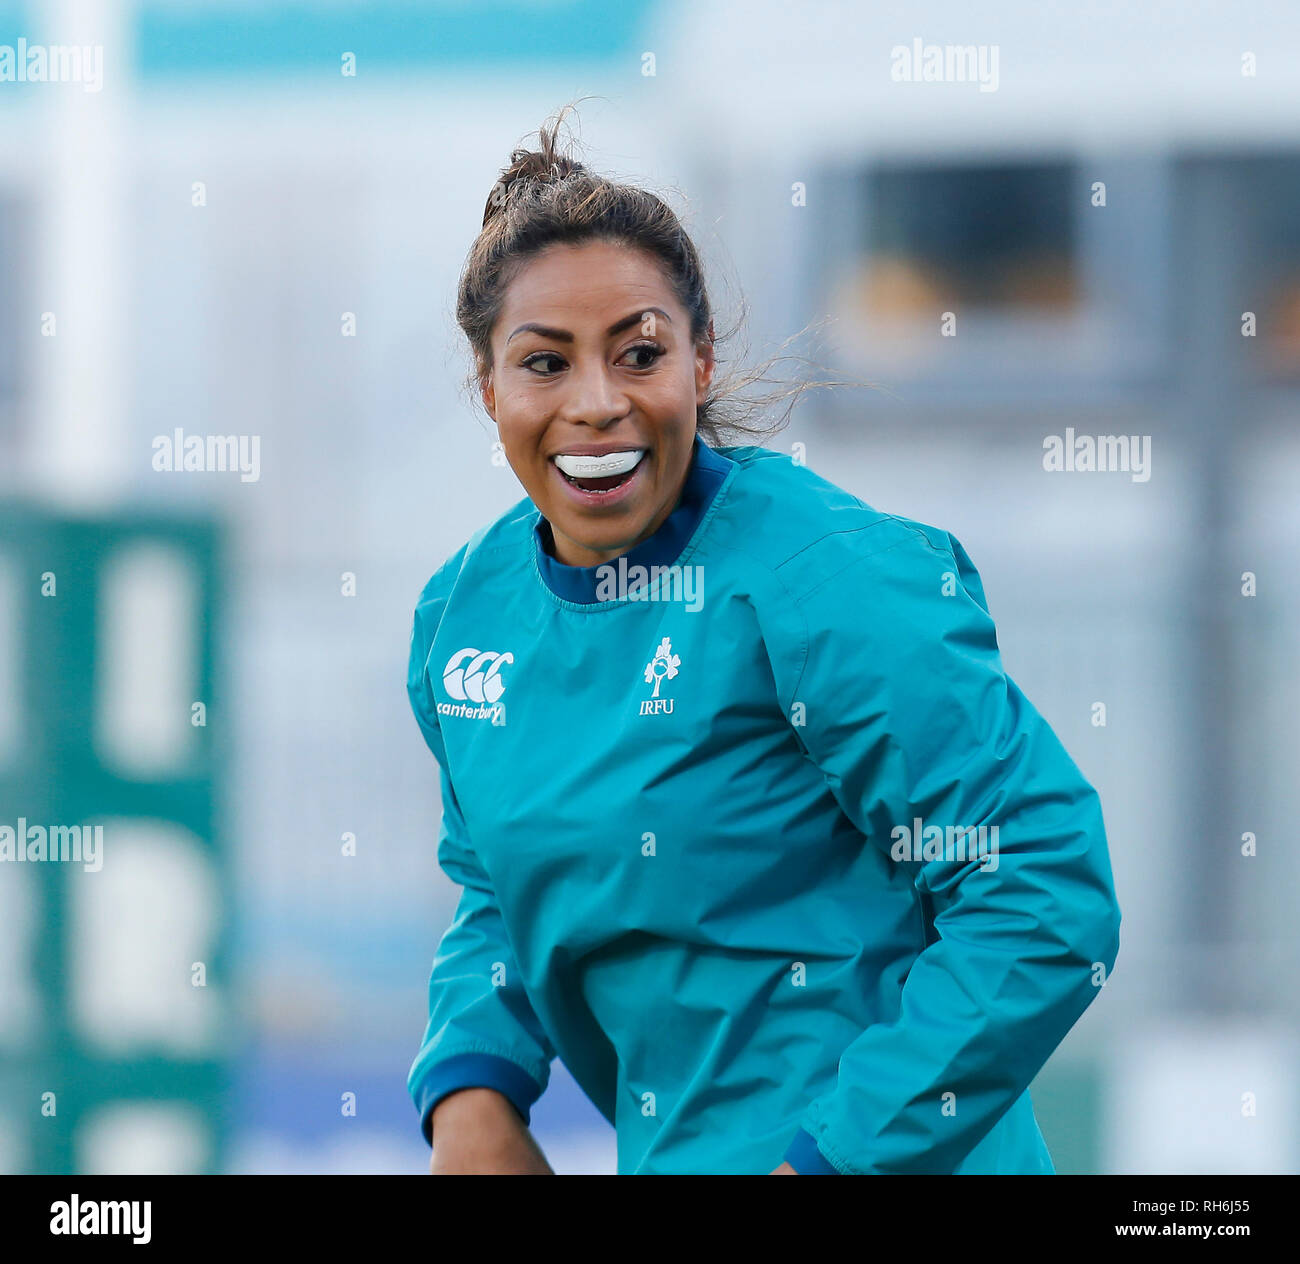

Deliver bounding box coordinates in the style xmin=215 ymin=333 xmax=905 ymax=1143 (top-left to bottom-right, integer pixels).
xmin=1 ymin=0 xmax=1297 ymax=1174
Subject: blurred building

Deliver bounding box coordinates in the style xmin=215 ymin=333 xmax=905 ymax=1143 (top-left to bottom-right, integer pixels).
xmin=0 ymin=0 xmax=1296 ymax=1174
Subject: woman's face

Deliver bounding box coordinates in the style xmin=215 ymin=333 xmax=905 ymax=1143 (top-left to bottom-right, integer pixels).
xmin=480 ymin=239 xmax=715 ymax=568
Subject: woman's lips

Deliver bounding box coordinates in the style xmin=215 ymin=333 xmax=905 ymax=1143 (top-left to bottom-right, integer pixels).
xmin=549 ymin=451 xmax=648 ymax=510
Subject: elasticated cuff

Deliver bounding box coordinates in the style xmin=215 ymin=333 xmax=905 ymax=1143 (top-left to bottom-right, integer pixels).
xmin=414 ymin=1052 xmax=545 ymax=1146
xmin=784 ymin=1127 xmax=840 ymax=1174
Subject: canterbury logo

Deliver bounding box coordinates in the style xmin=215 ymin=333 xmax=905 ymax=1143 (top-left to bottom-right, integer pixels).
xmin=442 ymin=648 xmax=514 ymax=704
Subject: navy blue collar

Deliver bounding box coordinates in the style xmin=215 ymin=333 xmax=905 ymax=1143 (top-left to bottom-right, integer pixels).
xmin=534 ymin=435 xmax=732 ymax=604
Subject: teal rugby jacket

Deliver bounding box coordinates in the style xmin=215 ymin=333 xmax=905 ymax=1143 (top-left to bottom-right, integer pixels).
xmin=406 ymin=434 xmax=1121 ymax=1174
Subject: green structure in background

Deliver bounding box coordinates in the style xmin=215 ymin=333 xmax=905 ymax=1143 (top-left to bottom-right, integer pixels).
xmin=1031 ymin=1061 xmax=1103 ymax=1176
xmin=0 ymin=506 xmax=229 ymax=1175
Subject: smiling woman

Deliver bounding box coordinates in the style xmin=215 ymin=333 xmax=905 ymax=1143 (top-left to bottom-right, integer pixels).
xmin=455 ymin=108 xmax=811 ymax=568
xmin=405 ymin=103 xmax=1122 ymax=1176
xmin=483 ymin=241 xmax=703 ymax=568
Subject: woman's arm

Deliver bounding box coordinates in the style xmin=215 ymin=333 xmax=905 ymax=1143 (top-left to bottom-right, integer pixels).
xmin=406 ymin=572 xmax=559 ymax=1172
xmin=407 ymin=766 xmax=559 ymax=1149
xmin=768 ymin=520 xmax=1121 ymax=1174
xmin=409 ymin=766 xmax=559 ymax=1173
xmin=429 ymin=1088 xmax=554 ymax=1175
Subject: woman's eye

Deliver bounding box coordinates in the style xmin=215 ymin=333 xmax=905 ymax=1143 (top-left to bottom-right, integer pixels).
xmin=522 ymin=352 xmax=566 ymax=374
xmin=523 ymin=344 xmax=664 ymax=374
xmin=620 ymin=343 xmax=665 ymax=369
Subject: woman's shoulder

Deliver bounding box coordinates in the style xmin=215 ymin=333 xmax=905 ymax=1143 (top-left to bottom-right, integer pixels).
xmin=411 ymin=494 xmax=537 ymax=624
xmin=711 ymin=445 xmax=971 ymax=600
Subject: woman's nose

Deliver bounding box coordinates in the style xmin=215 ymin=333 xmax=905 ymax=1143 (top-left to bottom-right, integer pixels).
xmin=557 ymin=360 xmax=627 ymax=426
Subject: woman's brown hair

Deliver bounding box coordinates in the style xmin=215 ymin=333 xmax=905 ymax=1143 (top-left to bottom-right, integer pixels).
xmin=456 ymin=101 xmax=860 ymax=447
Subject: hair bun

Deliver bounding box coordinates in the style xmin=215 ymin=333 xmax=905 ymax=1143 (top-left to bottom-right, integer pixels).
xmin=482 ymin=132 xmax=587 ymax=227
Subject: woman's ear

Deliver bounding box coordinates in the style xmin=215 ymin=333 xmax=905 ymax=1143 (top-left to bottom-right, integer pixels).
xmin=695 ymin=320 xmax=717 ymax=404
xmin=477 ymin=362 xmax=496 ymax=421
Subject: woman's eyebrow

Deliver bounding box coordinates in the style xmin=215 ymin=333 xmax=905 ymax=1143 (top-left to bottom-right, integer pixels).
xmin=506 ymin=306 xmax=673 ymax=345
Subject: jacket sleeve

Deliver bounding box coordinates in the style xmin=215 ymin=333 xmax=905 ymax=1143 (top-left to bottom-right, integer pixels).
xmin=406 ymin=580 xmax=558 ymax=1145
xmin=773 ymin=522 xmax=1121 ymax=1174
